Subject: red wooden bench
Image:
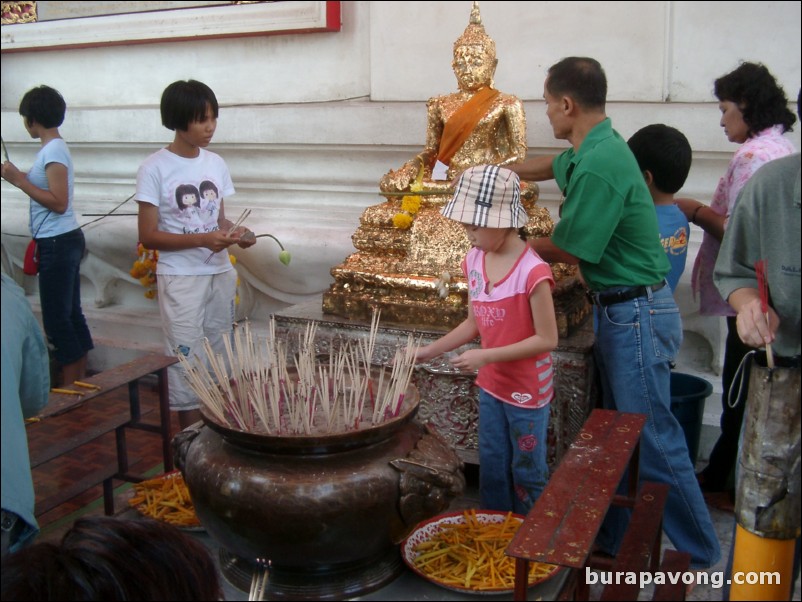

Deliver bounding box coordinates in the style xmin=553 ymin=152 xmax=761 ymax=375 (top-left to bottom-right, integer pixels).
xmin=652 ymin=549 xmax=692 ymax=601
xmin=27 ymin=353 xmax=177 ymax=517
xmin=506 ymin=408 xmax=690 ymax=601
xmin=599 ymin=481 xmax=669 ymax=600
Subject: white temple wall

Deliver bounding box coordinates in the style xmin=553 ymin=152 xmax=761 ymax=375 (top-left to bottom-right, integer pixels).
xmin=1 ymin=1 xmax=800 ymax=372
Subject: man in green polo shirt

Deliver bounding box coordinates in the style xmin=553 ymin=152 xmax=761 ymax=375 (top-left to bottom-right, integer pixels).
xmin=509 ymin=57 xmax=720 ymax=570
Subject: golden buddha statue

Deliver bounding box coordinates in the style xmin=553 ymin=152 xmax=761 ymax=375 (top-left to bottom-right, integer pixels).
xmin=323 ymin=2 xmax=587 ymax=335
xmin=380 ymin=3 xmax=526 ymax=190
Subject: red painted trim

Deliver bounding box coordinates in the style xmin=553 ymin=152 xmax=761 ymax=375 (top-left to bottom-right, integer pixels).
xmin=325 ymin=1 xmax=342 ymax=32
xmin=1 ymin=1 xmax=342 ymax=53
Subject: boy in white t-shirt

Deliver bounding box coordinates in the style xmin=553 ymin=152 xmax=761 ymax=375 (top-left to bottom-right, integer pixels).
xmin=136 ymin=80 xmax=255 ymax=429
xmin=415 ymin=165 xmax=558 ymax=514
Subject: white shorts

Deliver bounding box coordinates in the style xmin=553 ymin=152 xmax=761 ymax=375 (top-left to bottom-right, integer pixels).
xmin=157 ymin=270 xmax=237 ymax=412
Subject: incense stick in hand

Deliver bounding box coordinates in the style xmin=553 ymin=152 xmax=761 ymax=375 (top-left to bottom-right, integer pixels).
xmin=203 ymin=208 xmax=251 ymax=264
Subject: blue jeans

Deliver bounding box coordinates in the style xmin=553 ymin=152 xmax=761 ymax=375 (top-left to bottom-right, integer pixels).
xmin=593 ymin=285 xmax=721 ymax=569
xmin=37 ymin=228 xmax=93 ymax=365
xmin=478 ymin=389 xmax=549 ymax=516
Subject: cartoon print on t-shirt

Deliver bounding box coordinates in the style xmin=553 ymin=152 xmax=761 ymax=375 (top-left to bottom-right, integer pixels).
xmin=662 ymin=226 xmax=688 ymax=256
xmin=172 ymin=179 xmax=222 ymax=235
xmin=199 ymin=180 xmax=219 ymax=216
xmin=176 ymin=184 xmax=201 ymax=212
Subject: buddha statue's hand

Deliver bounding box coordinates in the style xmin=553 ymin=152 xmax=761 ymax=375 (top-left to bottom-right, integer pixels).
xmin=380 ymin=159 xmax=419 ymax=192
xmin=379 ymin=152 xmax=432 ymax=192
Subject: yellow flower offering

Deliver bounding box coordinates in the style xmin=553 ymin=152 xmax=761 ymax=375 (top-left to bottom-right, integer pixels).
xmin=400 ymin=195 xmax=422 ymax=214
xmin=130 ymin=243 xmax=158 ymax=299
xmin=393 ymin=162 xmax=425 ymax=229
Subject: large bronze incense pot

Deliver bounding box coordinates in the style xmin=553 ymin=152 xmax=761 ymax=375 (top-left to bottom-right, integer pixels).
xmin=173 ymin=326 xmax=465 ymax=600
xmin=175 ymin=385 xmax=464 ymax=600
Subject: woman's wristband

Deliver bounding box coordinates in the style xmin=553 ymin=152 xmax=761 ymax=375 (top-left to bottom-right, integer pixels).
xmin=691 ymin=204 xmax=704 ymax=224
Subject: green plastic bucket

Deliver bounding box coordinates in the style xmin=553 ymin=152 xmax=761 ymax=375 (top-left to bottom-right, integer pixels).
xmin=670 ymin=372 xmax=713 ymax=466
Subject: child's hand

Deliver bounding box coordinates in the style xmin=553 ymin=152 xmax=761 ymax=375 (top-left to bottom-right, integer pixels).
xmin=414 ymin=346 xmax=438 ymax=364
xmin=449 ymin=349 xmax=486 ymax=372
xmin=205 ymin=230 xmax=238 ymax=252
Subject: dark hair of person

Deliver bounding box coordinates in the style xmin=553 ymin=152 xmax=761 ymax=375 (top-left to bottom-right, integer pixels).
xmin=627 ymin=124 xmax=692 ymax=194
xmin=160 ymin=79 xmax=219 ymax=132
xmin=714 ymin=62 xmax=796 ymax=137
xmin=546 ymin=57 xmax=607 ymax=110
xmin=18 ymin=85 xmax=66 ymax=129
xmin=0 ymin=516 xmax=223 ymax=601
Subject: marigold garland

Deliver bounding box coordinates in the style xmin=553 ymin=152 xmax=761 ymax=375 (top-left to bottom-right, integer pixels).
xmin=130 ymin=243 xmax=158 ymax=299
xmin=392 ymin=162 xmax=425 ymax=229
xmin=392 ymin=211 xmax=415 ymax=229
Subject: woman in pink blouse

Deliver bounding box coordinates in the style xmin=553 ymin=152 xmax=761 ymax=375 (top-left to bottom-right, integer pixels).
xmin=676 ymin=62 xmax=796 ymax=508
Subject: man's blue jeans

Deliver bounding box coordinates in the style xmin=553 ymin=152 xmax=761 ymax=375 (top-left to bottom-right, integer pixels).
xmin=478 ymin=389 xmax=550 ymax=516
xmin=593 ymin=285 xmax=721 ymax=569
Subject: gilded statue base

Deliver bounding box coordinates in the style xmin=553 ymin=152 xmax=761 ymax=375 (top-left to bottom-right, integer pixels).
xmin=274 ymin=299 xmax=598 ymax=469
xmin=322 ymin=267 xmax=589 ymax=338
xmin=322 ymin=187 xmax=591 ymax=337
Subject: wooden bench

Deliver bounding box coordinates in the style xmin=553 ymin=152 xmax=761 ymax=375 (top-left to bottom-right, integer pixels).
xmin=33 ymin=459 xmax=120 ymax=518
xmin=652 ymin=549 xmax=692 ymax=601
xmin=27 ymin=353 xmax=177 ymax=517
xmin=505 ymin=409 xmax=646 ymax=600
xmin=599 ymin=481 xmax=670 ymax=600
xmin=505 ymin=409 xmax=692 ymax=601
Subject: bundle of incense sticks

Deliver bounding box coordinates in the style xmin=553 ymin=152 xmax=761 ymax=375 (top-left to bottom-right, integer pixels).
xmin=177 ymin=311 xmax=421 ymax=435
xmin=203 ymin=208 xmax=251 ymax=264
xmin=248 ymin=559 xmax=270 ymax=601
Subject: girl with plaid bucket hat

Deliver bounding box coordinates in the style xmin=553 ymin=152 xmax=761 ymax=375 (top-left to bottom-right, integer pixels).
xmin=416 ymin=165 xmax=559 ymax=514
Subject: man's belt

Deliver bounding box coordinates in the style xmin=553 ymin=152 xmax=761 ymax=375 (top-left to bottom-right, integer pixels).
xmin=588 ymin=281 xmax=667 ymax=307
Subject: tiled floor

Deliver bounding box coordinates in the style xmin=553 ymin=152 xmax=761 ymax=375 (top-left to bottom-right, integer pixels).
xmin=31 ymin=376 xmax=799 ymax=601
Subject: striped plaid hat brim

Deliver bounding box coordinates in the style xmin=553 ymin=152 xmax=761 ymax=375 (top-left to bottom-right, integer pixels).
xmin=442 ymin=165 xmax=528 ymax=228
